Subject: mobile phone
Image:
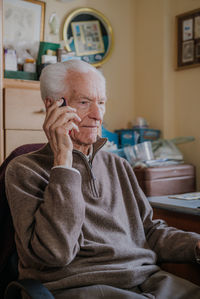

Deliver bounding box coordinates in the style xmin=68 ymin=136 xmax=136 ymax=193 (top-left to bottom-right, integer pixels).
xmin=61 ymin=97 xmax=67 ymax=107
xmin=61 ymin=97 xmax=72 ymax=135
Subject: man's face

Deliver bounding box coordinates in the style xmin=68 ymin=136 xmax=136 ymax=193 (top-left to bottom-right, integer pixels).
xmin=65 ymin=70 xmax=107 ymax=148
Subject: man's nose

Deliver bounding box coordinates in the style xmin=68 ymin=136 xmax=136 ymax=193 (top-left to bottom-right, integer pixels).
xmin=89 ymin=103 xmax=103 ymax=120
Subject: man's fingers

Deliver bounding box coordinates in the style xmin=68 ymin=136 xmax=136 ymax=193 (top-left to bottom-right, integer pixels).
xmin=45 ymin=99 xmax=62 ymax=120
xmin=45 ymin=101 xmax=79 ymax=127
xmin=43 ymin=98 xmax=81 ymax=156
xmin=48 ymin=118 xmax=79 ymax=140
xmin=58 ymin=111 xmax=81 ymax=124
xmin=52 ymin=122 xmax=78 ymax=152
xmin=45 ymin=98 xmax=76 ymax=115
xmin=45 ymin=111 xmax=80 ymax=135
xmin=43 ymin=99 xmax=80 ymax=139
xmin=66 ymin=121 xmax=79 ymax=133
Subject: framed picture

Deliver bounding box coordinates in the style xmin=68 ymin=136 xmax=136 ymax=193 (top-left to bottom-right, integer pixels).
xmin=3 ymin=0 xmax=45 ymax=43
xmin=182 ymin=40 xmax=194 ymax=63
xmin=63 ymin=7 xmax=113 ymax=67
xmin=71 ymin=20 xmax=105 ymax=56
xmin=176 ymin=8 xmax=200 ymax=69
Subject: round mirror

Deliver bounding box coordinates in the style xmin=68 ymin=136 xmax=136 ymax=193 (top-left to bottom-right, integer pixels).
xmin=63 ymin=7 xmax=113 ymax=67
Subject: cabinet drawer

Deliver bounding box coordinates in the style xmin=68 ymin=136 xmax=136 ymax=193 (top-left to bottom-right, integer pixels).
xmin=5 ymin=130 xmax=47 ymax=157
xmin=4 ymin=88 xmax=45 ymax=130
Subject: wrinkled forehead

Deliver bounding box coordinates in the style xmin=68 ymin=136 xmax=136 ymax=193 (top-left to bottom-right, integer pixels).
xmin=66 ymin=70 xmax=106 ymax=99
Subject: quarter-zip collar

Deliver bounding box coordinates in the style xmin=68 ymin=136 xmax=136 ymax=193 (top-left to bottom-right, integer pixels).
xmin=40 ymin=137 xmax=107 ymax=162
xmin=73 ymin=136 xmax=107 ymax=165
xmin=72 ymin=137 xmax=107 ymax=198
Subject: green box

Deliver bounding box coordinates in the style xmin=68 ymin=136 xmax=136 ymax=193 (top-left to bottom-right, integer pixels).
xmin=4 ymin=70 xmax=38 ymax=81
xmin=37 ymin=41 xmax=60 ymax=65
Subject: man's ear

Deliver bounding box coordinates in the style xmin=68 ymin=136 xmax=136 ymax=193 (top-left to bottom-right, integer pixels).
xmin=44 ymin=98 xmax=53 ymax=109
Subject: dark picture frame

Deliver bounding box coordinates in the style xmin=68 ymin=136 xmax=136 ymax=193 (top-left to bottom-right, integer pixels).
xmin=176 ymin=8 xmax=200 ymax=70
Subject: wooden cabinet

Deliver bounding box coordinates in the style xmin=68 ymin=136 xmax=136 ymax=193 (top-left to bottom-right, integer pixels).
xmin=5 ymin=87 xmax=45 ymax=130
xmin=2 ymin=79 xmax=47 ymax=159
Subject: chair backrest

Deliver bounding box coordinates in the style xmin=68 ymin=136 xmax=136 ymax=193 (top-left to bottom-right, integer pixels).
xmin=0 ymin=143 xmax=45 ymax=296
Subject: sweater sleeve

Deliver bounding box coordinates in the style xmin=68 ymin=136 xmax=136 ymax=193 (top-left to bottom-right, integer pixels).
xmin=5 ymin=156 xmax=85 ymax=269
xmin=124 ymin=161 xmax=200 ymax=263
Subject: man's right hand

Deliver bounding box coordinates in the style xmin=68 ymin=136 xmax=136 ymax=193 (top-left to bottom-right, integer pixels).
xmin=43 ymin=98 xmax=81 ymax=168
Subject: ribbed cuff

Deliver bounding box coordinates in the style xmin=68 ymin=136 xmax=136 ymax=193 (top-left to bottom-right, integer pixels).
xmin=52 ymin=165 xmax=80 ymax=175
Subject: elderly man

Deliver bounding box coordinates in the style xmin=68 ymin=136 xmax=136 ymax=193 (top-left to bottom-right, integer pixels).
xmin=5 ymin=60 xmax=200 ymax=299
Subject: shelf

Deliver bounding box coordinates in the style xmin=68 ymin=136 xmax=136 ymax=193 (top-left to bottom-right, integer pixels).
xmin=3 ymin=78 xmax=40 ymax=90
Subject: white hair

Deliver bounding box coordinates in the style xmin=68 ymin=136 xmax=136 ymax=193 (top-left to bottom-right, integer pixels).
xmin=40 ymin=59 xmax=106 ymax=101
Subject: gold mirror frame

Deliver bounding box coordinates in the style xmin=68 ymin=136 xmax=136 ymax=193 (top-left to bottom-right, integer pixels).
xmin=63 ymin=7 xmax=113 ymax=67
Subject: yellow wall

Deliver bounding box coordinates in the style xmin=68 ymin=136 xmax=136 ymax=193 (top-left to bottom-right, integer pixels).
xmin=135 ymin=0 xmax=200 ymax=188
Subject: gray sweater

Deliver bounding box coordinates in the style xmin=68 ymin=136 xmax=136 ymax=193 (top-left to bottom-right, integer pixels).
xmin=5 ymin=139 xmax=199 ymax=293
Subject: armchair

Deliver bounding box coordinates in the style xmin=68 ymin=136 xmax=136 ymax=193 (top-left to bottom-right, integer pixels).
xmin=0 ymin=143 xmax=54 ymax=298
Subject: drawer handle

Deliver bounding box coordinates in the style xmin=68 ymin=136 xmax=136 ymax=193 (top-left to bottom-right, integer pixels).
xmin=34 ymin=108 xmax=46 ymax=114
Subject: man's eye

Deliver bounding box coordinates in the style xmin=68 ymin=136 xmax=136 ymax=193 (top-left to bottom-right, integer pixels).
xmin=80 ymin=101 xmax=88 ymax=105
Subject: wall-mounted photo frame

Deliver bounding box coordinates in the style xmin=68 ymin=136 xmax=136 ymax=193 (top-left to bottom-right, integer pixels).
xmin=63 ymin=7 xmax=113 ymax=67
xmin=3 ymin=0 xmax=45 ymax=43
xmin=176 ymin=8 xmax=200 ymax=70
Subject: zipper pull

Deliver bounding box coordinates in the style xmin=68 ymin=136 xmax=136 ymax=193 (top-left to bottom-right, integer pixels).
xmin=88 ymin=160 xmax=96 ymax=181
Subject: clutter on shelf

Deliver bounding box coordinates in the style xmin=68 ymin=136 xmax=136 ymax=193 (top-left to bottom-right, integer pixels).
xmin=3 ymin=41 xmax=80 ymax=81
xmin=102 ymin=118 xmax=195 ymax=169
xmin=114 ymin=116 xmax=161 ymax=148
xmin=4 ymin=49 xmax=18 ymax=71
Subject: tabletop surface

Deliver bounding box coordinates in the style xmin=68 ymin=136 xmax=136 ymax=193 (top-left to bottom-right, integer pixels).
xmin=148 ymin=195 xmax=200 ymax=216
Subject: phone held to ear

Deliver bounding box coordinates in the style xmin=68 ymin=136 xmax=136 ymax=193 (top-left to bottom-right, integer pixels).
xmin=61 ymin=97 xmax=72 ymax=135
xmin=61 ymin=97 xmax=67 ymax=107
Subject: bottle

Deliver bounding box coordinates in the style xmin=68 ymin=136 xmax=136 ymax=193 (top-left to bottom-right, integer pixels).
xmin=23 ymin=58 xmax=36 ymax=73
